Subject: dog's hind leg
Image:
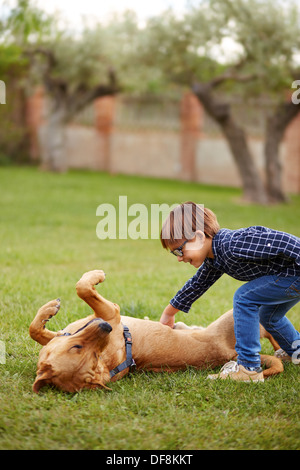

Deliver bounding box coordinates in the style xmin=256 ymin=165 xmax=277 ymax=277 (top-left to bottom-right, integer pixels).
xmin=76 ymin=270 xmax=120 ymax=323
xmin=259 ymin=325 xmax=281 ymax=351
xmin=29 ymin=299 xmax=61 ymax=345
xmin=261 ymin=354 xmax=284 ymax=378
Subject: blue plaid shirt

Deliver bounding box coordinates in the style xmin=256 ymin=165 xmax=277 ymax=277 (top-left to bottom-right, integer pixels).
xmin=170 ymin=226 xmax=300 ymax=313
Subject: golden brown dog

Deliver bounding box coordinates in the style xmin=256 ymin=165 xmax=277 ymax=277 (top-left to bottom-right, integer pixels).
xmin=29 ymin=270 xmax=283 ymax=393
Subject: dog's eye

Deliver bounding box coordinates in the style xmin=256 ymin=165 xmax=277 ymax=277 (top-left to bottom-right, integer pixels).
xmin=71 ymin=345 xmax=83 ymax=350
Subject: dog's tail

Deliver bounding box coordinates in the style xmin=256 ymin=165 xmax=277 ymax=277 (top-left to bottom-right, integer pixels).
xmin=260 ymin=354 xmax=284 ymax=378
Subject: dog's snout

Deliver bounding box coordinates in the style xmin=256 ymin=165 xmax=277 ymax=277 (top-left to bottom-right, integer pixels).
xmin=99 ymin=321 xmax=112 ymax=333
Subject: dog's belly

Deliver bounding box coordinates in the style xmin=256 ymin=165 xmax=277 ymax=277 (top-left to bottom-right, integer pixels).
xmin=120 ymin=316 xmax=235 ymax=370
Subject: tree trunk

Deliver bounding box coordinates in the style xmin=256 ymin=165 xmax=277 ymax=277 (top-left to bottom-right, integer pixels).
xmin=221 ymin=115 xmax=268 ymax=204
xmin=265 ymin=100 xmax=300 ymax=203
xmin=42 ymin=101 xmax=68 ymax=172
xmin=193 ymin=83 xmax=269 ymax=204
xmin=40 ymin=85 xmax=119 ymax=172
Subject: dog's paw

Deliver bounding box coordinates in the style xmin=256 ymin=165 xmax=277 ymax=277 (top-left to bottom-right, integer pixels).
xmin=39 ymin=299 xmax=61 ymax=324
xmin=93 ymin=270 xmax=106 ymax=285
xmin=80 ymin=270 xmax=106 ymax=285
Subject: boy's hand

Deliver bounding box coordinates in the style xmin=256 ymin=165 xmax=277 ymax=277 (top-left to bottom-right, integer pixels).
xmin=160 ymin=304 xmax=179 ymax=328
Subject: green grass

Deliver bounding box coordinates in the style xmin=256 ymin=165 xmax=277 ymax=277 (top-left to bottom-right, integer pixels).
xmin=0 ymin=167 xmax=299 ymax=450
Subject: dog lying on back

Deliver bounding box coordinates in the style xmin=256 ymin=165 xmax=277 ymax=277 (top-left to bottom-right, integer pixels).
xmin=29 ymin=270 xmax=283 ymax=393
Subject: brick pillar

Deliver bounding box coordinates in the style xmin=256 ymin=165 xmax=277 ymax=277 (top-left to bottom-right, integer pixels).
xmin=180 ymin=92 xmax=203 ymax=181
xmin=284 ymin=111 xmax=300 ymax=194
xmin=94 ymin=96 xmax=115 ymax=172
xmin=26 ymin=87 xmax=44 ymax=161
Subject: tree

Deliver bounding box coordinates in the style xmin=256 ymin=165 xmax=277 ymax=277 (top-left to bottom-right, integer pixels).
xmin=213 ymin=0 xmax=300 ymax=203
xmin=0 ymin=40 xmax=29 ymax=163
xmin=26 ymin=42 xmax=119 ymax=172
xmin=143 ymin=0 xmax=300 ymax=203
xmin=4 ymin=1 xmax=138 ymax=171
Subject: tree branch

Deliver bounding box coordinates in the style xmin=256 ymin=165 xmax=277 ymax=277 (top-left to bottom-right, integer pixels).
xmin=25 ymin=47 xmax=68 ymax=98
xmin=30 ymin=47 xmax=57 ymax=68
xmin=65 ymin=68 xmax=121 ymax=121
xmin=210 ymin=71 xmax=259 ymax=88
xmin=192 ymin=82 xmax=230 ymax=121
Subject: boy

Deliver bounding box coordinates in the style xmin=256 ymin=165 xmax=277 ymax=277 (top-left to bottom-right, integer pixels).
xmin=159 ymin=202 xmax=300 ymax=382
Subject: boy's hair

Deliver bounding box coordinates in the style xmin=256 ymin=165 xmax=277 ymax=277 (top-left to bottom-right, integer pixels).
xmin=160 ymin=202 xmax=220 ymax=249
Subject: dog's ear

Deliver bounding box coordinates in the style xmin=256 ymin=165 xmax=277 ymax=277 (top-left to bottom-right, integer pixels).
xmin=32 ymin=367 xmax=53 ymax=393
xmin=94 ymin=382 xmax=112 ymax=391
xmin=85 ymin=376 xmax=112 ymax=391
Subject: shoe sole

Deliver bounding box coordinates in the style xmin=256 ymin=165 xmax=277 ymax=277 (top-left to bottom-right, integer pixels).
xmin=207 ymin=375 xmax=264 ymax=382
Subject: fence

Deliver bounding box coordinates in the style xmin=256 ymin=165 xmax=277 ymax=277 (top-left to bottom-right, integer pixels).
xmin=26 ymin=89 xmax=300 ymax=194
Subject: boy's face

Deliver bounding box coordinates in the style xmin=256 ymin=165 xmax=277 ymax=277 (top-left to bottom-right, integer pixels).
xmin=170 ymin=231 xmax=213 ymax=268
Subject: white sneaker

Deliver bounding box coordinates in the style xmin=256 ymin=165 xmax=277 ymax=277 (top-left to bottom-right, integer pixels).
xmin=275 ymin=348 xmax=300 ymax=364
xmin=207 ymin=361 xmax=264 ymax=382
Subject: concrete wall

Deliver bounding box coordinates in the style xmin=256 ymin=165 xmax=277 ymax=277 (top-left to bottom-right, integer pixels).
xmin=40 ymin=125 xmax=290 ymax=191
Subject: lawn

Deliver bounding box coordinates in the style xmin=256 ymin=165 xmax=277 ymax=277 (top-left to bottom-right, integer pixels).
xmin=0 ymin=166 xmax=299 ymax=451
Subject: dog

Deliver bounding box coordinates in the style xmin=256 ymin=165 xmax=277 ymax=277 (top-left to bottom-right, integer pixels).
xmin=29 ymin=270 xmax=283 ymax=393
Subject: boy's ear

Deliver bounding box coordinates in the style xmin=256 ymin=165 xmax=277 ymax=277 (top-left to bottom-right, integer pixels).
xmin=195 ymin=230 xmax=205 ymax=242
xmin=186 ymin=231 xmax=205 ymax=251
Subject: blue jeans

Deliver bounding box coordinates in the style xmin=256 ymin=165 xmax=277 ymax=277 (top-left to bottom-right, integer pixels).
xmin=233 ymin=275 xmax=300 ymax=368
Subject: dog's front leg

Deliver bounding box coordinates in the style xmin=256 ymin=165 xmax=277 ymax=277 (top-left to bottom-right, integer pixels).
xmin=76 ymin=270 xmax=120 ymax=323
xmin=29 ymin=299 xmax=61 ymax=345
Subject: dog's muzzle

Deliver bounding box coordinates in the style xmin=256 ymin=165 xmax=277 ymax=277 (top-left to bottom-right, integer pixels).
xmin=60 ymin=318 xmax=112 ymax=337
